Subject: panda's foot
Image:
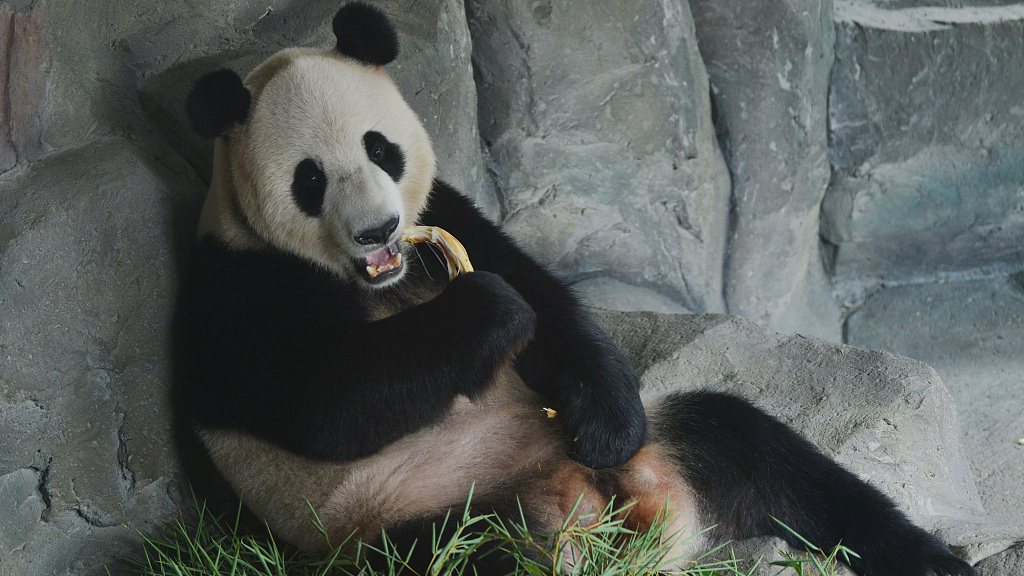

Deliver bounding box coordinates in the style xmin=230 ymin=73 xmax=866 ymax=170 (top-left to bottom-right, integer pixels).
xmin=556 ymin=357 xmax=647 ymax=471
xmin=529 ymin=461 xmax=609 ymax=531
xmin=613 ymin=445 xmax=704 ymax=555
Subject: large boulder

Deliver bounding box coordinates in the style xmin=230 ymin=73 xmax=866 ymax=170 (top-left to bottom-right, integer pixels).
xmin=823 ymin=1 xmax=1024 ymax=296
xmin=845 ymin=275 xmax=1024 ymax=532
xmin=596 ymin=310 xmax=1021 ymax=566
xmin=467 ymin=0 xmax=731 ymax=314
xmin=689 ymin=0 xmax=840 ymax=341
xmin=0 ymin=139 xmax=203 ymax=576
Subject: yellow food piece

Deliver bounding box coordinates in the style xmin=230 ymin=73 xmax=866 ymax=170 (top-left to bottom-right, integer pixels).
xmin=542 ymin=407 xmax=558 ymax=419
xmin=401 ymin=226 xmax=474 ymax=280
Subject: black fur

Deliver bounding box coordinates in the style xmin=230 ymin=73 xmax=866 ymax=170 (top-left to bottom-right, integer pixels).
xmin=185 ymin=69 xmax=251 ymax=139
xmin=419 ymin=181 xmax=649 ymax=470
xmin=333 ymin=2 xmax=399 ymax=66
xmin=291 ymin=159 xmax=327 ymax=217
xmin=175 ymin=237 xmax=534 ymax=461
xmin=175 ymin=179 xmax=647 ymax=469
xmin=652 ymin=391 xmax=978 ymax=576
xmin=363 ymin=130 xmax=405 ymax=182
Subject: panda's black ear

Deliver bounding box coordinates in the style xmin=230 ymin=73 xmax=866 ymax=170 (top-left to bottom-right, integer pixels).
xmin=333 ymin=2 xmax=399 ymax=66
xmin=185 ymin=69 xmax=252 ymax=139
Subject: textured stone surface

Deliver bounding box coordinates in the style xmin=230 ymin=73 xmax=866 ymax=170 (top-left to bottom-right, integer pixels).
xmin=39 ymin=0 xmax=332 ymax=157
xmin=977 ymin=540 xmax=1024 ymax=576
xmin=598 ymin=310 xmax=1024 ymax=567
xmin=574 ymin=277 xmax=691 ymax=315
xmin=824 ymin=2 xmax=1024 ymax=295
xmin=690 ymin=0 xmax=840 ymax=341
xmin=846 ymin=275 xmax=1024 ymax=532
xmin=0 ymin=2 xmax=47 ymax=173
xmin=136 ymin=0 xmax=497 ymax=215
xmin=599 ymin=312 xmax=982 ymax=528
xmin=467 ymin=0 xmax=731 ymax=314
xmin=0 ymin=139 xmax=201 ymax=576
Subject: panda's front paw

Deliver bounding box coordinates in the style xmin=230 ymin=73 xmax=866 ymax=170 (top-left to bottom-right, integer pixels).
xmin=441 ymin=272 xmax=537 ymax=396
xmin=556 ymin=344 xmax=647 ymax=470
xmin=447 ymin=271 xmax=536 ymax=344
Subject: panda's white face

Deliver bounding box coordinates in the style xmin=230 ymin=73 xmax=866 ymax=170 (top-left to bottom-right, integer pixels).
xmin=222 ymin=48 xmax=435 ymax=288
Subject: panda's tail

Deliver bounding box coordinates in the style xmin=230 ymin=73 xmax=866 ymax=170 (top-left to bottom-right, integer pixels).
xmin=649 ymin=390 xmax=977 ymax=576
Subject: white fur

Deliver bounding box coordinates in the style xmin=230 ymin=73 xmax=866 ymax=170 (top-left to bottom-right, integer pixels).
xmin=200 ymin=370 xmax=708 ymax=558
xmin=200 ymin=48 xmax=435 ymax=287
xmin=199 ymin=368 xmax=567 ymax=551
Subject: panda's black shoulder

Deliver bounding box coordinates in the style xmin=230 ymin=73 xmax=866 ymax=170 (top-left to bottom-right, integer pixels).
xmin=176 ymin=237 xmax=367 ymax=339
xmin=172 ymin=237 xmax=368 ymax=426
xmin=422 ymin=180 xmax=482 ymax=220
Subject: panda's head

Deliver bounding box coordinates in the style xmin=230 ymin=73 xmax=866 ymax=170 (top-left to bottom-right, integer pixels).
xmin=186 ymin=3 xmax=435 ymax=289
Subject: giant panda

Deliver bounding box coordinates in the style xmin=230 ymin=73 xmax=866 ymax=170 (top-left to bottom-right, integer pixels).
xmin=172 ymin=3 xmax=978 ymax=575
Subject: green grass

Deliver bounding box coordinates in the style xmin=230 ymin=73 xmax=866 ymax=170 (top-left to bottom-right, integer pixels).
xmin=121 ymin=494 xmax=854 ymax=576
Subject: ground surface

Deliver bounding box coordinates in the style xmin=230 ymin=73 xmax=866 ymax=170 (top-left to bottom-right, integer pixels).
xmin=846 ymin=273 xmax=1024 ymax=531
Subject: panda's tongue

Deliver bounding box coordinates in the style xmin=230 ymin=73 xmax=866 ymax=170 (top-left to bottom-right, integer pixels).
xmin=365 ymin=245 xmax=402 ymax=278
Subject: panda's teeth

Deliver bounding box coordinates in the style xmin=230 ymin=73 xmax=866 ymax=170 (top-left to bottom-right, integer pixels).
xmin=366 ymin=253 xmax=402 ymax=278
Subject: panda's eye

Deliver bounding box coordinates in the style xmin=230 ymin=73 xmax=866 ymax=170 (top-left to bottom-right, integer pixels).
xmin=292 ymin=158 xmax=327 ymax=217
xmin=363 ymin=131 xmax=406 ymax=182
xmin=370 ymin=142 xmax=385 ymax=162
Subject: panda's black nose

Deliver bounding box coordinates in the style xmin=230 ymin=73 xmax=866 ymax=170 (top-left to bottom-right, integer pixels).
xmin=354 ymin=216 xmax=400 ymax=245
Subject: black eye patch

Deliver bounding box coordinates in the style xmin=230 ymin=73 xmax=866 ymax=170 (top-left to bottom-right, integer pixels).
xmin=292 ymin=158 xmax=327 ymax=217
xmin=363 ymin=131 xmax=405 ymax=182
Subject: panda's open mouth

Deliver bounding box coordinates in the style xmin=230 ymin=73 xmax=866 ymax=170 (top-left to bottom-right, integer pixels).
xmin=359 ymin=244 xmax=404 ymax=284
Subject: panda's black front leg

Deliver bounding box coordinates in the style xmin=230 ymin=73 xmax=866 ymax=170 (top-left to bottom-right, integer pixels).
xmin=419 ymin=181 xmax=647 ymax=469
xmin=513 ymin=300 xmax=647 ymax=470
xmin=178 ymin=239 xmax=537 ymax=463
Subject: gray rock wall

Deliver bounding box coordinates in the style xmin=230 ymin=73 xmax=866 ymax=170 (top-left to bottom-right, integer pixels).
xmin=690 ymin=0 xmax=840 ymax=341
xmin=467 ymin=0 xmax=731 ymax=313
xmin=0 ymin=140 xmax=201 ymax=576
xmin=0 ymin=3 xmax=46 ymax=172
xmin=2 ymin=0 xmax=1024 ymax=574
xmin=978 ymin=541 xmax=1024 ymax=576
xmin=845 ymin=276 xmax=1024 ymax=531
xmin=824 ymin=1 xmax=1024 ymax=296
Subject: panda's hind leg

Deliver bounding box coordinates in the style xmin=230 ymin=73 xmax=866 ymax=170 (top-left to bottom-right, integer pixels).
xmin=611 ymin=444 xmax=708 ymax=563
xmin=647 ymin=390 xmax=978 ymax=576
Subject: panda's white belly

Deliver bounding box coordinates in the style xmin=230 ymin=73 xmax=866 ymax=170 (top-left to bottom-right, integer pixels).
xmin=199 ymin=366 xmax=565 ymax=551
